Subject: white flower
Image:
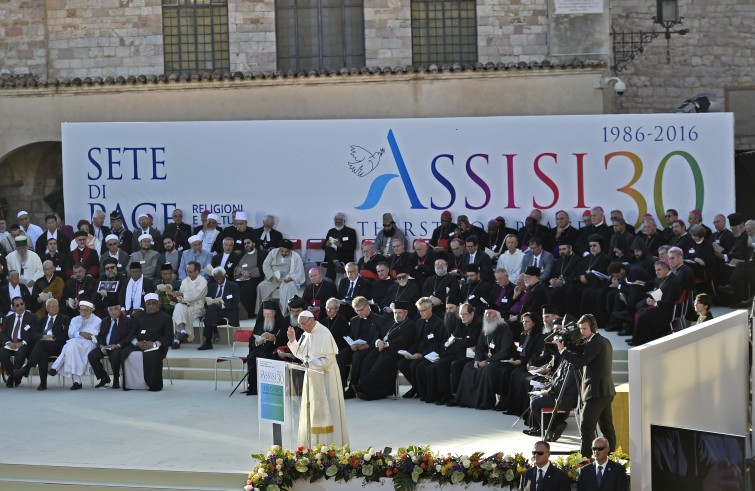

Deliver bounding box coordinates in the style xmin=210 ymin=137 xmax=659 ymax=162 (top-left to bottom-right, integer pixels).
xmin=278 ymin=471 xmax=283 ymax=476
xmin=276 ymin=458 xmax=283 ymax=466
xmin=344 ymin=452 xmax=350 ymax=458
xmin=412 ymin=456 xmax=418 ymax=463
xmin=435 ymin=464 xmax=442 ymax=472
xmin=462 ymin=459 xmax=471 ymax=468
xmin=364 ymin=454 xmax=372 ymax=462
xmin=270 ymin=445 xmax=281 ymax=453
xmin=244 ymin=486 xmax=253 ymax=491
xmin=315 ymin=453 xmax=322 ymax=460
xmin=387 ymin=460 xmax=394 ymax=466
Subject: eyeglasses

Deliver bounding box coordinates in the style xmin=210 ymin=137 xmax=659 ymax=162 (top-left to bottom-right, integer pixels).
xmin=105 ymin=266 xmax=117 ymax=270
xmin=591 ymin=446 xmax=606 ymax=451
xmin=531 ymin=451 xmax=545 ymax=456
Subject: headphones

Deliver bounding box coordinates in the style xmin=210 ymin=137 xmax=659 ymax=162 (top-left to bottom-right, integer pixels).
xmin=580 ymin=314 xmax=598 ymax=333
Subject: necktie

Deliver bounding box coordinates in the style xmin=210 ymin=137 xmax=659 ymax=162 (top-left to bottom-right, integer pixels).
xmin=536 ymin=468 xmax=543 ymax=490
xmin=45 ymin=316 xmax=54 ymax=334
xmin=534 ymin=256 xmax=539 ymax=267
xmin=469 ymin=253 xmax=475 ymax=263
xmin=596 ymin=465 xmax=603 ymax=487
xmin=12 ymin=315 xmax=21 ymax=342
xmin=109 ymin=319 xmax=118 ymax=345
xmin=346 ymin=281 xmax=355 ymax=298
xmin=216 ymin=283 xmax=224 ymax=299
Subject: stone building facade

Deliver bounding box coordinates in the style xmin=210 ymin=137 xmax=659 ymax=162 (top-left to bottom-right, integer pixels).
xmin=0 ymin=0 xmax=752 ymax=222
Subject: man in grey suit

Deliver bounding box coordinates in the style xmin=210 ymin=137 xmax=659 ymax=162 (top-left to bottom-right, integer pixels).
xmin=521 ymin=237 xmax=554 ymax=281
xmin=556 ymin=314 xmax=617 ymax=457
xmin=577 ymin=437 xmax=627 ymax=491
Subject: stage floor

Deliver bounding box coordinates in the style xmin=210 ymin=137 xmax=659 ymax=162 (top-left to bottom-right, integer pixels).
xmin=4 ymin=377 xmax=582 ymax=476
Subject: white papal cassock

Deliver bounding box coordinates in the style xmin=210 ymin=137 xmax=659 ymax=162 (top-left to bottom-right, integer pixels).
xmin=287 ymin=322 xmax=349 ymax=447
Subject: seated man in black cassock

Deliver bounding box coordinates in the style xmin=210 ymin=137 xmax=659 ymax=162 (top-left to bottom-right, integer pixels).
xmin=88 ymin=297 xmax=131 ymax=388
xmin=353 ymin=300 xmax=416 ymax=400
xmin=460 ymin=264 xmax=492 ymax=313
xmin=396 ymin=297 xmax=447 ymax=400
xmin=322 ymin=297 xmax=349 ymax=352
xmin=243 ymin=300 xmax=287 ymax=395
xmin=303 ymin=268 xmax=338 ymax=321
xmin=119 ymin=293 xmax=173 ymax=391
xmin=197 ymin=266 xmax=240 ymax=350
xmin=417 ymin=298 xmax=481 ymax=404
xmin=381 ymin=265 xmax=421 ymax=319
xmin=339 ymin=295 xmax=387 ymax=399
xmin=421 ymin=259 xmax=461 ymax=318
xmin=449 ymin=308 xmax=515 ymax=409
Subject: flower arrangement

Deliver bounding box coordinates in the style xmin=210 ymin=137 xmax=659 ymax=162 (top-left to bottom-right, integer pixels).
xmin=245 ymin=445 xmax=630 ymax=491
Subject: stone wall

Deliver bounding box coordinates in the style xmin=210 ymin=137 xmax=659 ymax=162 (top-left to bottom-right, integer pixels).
xmin=0 ymin=0 xmax=47 ymax=78
xmin=229 ymin=0 xmax=276 ymax=72
xmin=609 ymin=0 xmax=755 ymax=149
xmin=46 ymin=0 xmax=164 ymax=79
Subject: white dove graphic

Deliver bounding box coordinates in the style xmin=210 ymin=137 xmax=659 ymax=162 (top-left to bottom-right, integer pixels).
xmin=347 ymin=146 xmax=385 ymax=177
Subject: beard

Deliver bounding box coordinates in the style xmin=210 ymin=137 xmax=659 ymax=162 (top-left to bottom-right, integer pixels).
xmin=289 ymin=315 xmax=299 ymax=328
xmin=263 ymin=318 xmax=275 ymax=332
xmin=383 ymin=227 xmax=395 ymax=237
xmin=482 ymin=318 xmax=501 ymax=336
xmin=444 ymin=312 xmax=457 ymax=332
xmin=335 ymin=225 xmax=344 ymax=231
xmin=542 ymin=323 xmax=553 ymax=334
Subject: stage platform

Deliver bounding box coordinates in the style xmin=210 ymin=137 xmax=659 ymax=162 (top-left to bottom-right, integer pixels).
xmin=1 ymin=306 xmax=734 ymax=490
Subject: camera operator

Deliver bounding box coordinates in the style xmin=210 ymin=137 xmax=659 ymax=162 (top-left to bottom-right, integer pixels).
xmin=554 ymin=313 xmax=616 ymax=457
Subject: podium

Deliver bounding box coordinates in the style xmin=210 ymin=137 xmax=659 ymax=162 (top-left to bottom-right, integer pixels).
xmin=257 ymin=360 xmax=324 ymax=448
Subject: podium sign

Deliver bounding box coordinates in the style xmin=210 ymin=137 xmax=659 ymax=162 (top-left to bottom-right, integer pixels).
xmin=257 ymin=359 xmax=286 ymax=424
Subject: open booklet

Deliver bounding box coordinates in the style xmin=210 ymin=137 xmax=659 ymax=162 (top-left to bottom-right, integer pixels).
xmin=484 ymin=247 xmax=498 ymax=259
xmin=397 ymin=349 xmax=412 ymax=357
xmin=424 ymin=351 xmax=439 ymax=362
xmin=588 ymin=269 xmax=610 ymax=281
xmin=648 ymin=289 xmax=663 ymax=302
xmin=205 ymin=296 xmax=223 ymax=306
xmin=343 ymin=336 xmax=368 ymax=347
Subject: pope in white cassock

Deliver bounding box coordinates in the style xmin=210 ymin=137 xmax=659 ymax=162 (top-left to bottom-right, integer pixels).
xmin=257 ymin=239 xmax=305 ymax=315
xmin=287 ymin=311 xmax=349 ymax=447
xmin=49 ymin=300 xmax=100 ymax=390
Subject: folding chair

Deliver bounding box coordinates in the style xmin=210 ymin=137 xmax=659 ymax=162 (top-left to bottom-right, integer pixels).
xmin=214 ymin=329 xmax=253 ymax=389
xmin=669 ymin=290 xmax=692 ymax=333
xmin=540 ymin=406 xmax=575 ymax=440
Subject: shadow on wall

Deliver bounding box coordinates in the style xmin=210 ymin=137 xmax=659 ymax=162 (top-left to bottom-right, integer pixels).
xmin=0 ymin=141 xmax=63 ymax=223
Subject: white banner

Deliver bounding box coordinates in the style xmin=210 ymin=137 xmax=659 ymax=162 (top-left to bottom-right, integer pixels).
xmin=62 ymin=114 xmax=735 ymax=247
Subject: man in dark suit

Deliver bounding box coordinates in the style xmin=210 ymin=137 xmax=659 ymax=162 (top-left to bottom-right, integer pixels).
xmin=119 ymin=293 xmax=173 ymax=391
xmin=118 ymin=262 xmax=156 ymax=316
xmin=337 ymin=262 xmax=372 ymax=319
xmin=198 ymin=266 xmax=241 ymax=350
xmin=163 ymin=208 xmax=192 ymax=250
xmin=88 ymin=297 xmax=131 ymax=388
xmin=460 ymin=235 xmax=493 ymax=282
xmin=35 ymin=213 xmax=71 ymax=257
xmin=14 ymin=297 xmax=70 ymax=390
xmin=519 ymin=440 xmax=571 ymax=491
xmin=0 ymin=296 xmax=37 ymax=387
xmin=577 ymin=437 xmax=627 ymax=491
xmin=556 ymin=314 xmax=617 ymax=457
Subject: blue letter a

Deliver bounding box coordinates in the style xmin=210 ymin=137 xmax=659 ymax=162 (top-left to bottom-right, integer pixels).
xmin=355 ymin=130 xmax=426 ymax=210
